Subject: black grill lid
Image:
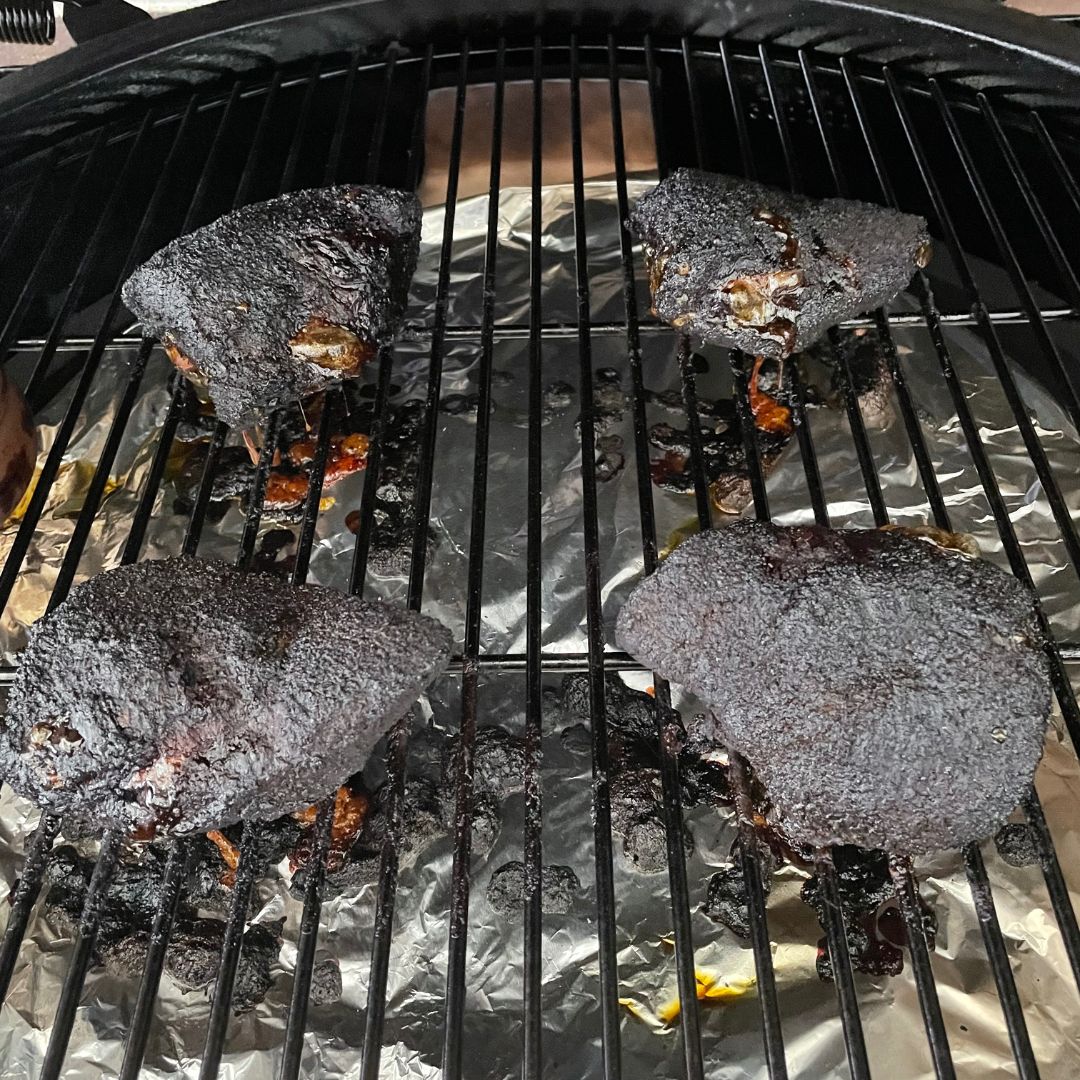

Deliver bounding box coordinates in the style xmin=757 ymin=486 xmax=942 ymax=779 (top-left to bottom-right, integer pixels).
xmin=2 ymin=0 xmax=1080 ymax=165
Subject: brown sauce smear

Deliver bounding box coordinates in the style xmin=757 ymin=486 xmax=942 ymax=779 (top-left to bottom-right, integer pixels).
xmin=753 ymin=208 xmax=799 ymax=266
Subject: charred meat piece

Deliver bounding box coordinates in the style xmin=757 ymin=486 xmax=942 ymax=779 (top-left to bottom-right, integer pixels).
xmin=2 ymin=557 xmax=452 ymax=836
xmin=486 ymin=860 xmax=580 ymax=917
xmin=122 ymin=186 xmax=421 ymax=428
xmin=616 ymin=521 xmax=1050 ymax=854
xmin=629 ymin=169 xmax=930 ymax=359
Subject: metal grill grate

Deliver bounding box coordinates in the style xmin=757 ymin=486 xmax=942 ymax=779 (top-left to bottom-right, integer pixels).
xmin=0 ymin=32 xmax=1079 ymax=1080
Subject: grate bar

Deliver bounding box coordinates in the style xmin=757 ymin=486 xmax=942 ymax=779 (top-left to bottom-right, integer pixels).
xmin=75 ymin=78 xmax=266 ymax=1071
xmin=364 ymin=46 xmax=398 ymax=184
xmin=977 ymin=97 xmax=1080 ymax=307
xmin=788 ymin=362 xmax=830 ymax=526
xmin=357 ymin=46 xmax=437 ymax=1080
xmin=880 ymin=68 xmax=1080 ymax=752
xmin=132 ymin=63 xmax=321 ymax=1075
xmin=744 ymin=43 xmax=879 ymax=1079
xmin=119 ymin=841 xmax=192 ymax=1080
xmin=817 ymin=852 xmax=873 ymax=1079
xmin=1019 ymin=791 xmax=1080 ymax=990
xmin=849 ymin=61 xmax=1076 ymax=1063
xmin=792 ymin=45 xmax=957 ymax=1075
xmin=199 ymin=827 xmax=263 ymax=1080
xmin=1029 ymin=110 xmax=1080 ymax=219
xmin=46 ymin=336 xmax=155 ymax=608
xmin=442 ymin=39 xmax=506 ymax=1080
xmin=929 ymin=82 xmax=1080 ymax=432
xmin=0 ymin=113 xmax=156 ymax=617
xmin=732 ymin=357 xmax=772 ymax=522
xmin=719 ymin=37 xmax=753 ymax=178
xmin=673 ymin=39 xmax=791 ymax=1077
xmin=570 ymin=35 xmax=623 ymax=1080
xmin=0 ymin=813 xmax=60 ymax=1002
xmin=729 ymin=759 xmax=789 ymax=1080
xmin=0 ymin=148 xmax=58 ymax=273
xmin=616 ymin=37 xmax=705 ymax=1080
xmin=44 ymin=91 xmax=200 ymax=603
xmin=325 ymin=49 xmax=362 ymax=185
xmin=10 ymin=304 xmax=1080 ymax=360
xmin=279 ymin=802 xmax=334 ymax=1079
xmin=407 ymin=46 xmax=468 ymax=613
xmin=889 ymin=861 xmax=956 ymax=1080
xmin=522 ymin=37 xmax=545 ymax=1080
xmin=274 ymin=408 xmax=339 ymax=1075
xmin=39 ymin=831 xmax=124 ymax=1080
xmin=964 ymin=844 xmax=1040 ymax=1079
xmin=924 ymin=84 xmax=1080 ymax=585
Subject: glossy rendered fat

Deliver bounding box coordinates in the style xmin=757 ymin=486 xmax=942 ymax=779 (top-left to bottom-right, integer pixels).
xmin=121 ymin=185 xmax=421 ymax=428
xmin=628 ymin=169 xmax=929 ymax=359
xmin=0 ymin=557 xmax=452 ymax=836
xmin=615 ymin=522 xmax=1051 ymax=854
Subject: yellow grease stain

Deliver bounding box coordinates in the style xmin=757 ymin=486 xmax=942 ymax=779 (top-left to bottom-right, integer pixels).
xmin=621 ymin=971 xmax=755 ymax=1030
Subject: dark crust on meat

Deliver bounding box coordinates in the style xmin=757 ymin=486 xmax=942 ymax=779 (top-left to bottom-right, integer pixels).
xmin=122 ymin=186 xmax=421 ymax=428
xmin=1 ymin=557 xmax=452 ymax=836
xmin=615 ymin=522 xmax=1050 ymax=854
xmin=628 ymin=170 xmax=930 ymax=359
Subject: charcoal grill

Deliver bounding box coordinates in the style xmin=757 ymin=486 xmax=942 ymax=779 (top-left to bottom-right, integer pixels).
xmin=1 ymin=0 xmax=1080 ymax=1076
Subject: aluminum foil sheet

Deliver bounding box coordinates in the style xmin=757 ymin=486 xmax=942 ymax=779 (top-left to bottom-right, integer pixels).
xmin=2 ymin=175 xmax=1080 ymax=1079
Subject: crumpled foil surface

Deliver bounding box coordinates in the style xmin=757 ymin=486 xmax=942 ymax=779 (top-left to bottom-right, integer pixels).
xmin=1 ymin=177 xmax=1080 ymax=1079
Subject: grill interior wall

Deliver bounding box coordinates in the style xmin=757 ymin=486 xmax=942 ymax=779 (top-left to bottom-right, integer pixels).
xmin=0 ymin=34 xmax=1079 ymax=1080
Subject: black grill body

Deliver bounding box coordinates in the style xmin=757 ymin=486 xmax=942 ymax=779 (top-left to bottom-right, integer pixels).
xmin=1 ymin=2 xmax=1080 ymax=1078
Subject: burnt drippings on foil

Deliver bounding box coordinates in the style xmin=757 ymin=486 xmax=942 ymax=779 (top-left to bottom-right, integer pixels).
xmin=41 ymin=843 xmax=285 ymax=1012
xmin=308 ymin=958 xmax=343 ymax=1006
xmin=648 ymin=353 xmax=795 ymax=516
xmin=569 ymin=368 xmax=630 ymax=483
xmin=558 ymin=674 xmax=725 ymax=872
xmin=648 ymin=330 xmax=893 ymax=513
xmin=802 ymin=847 xmax=937 ymax=981
xmin=798 ymin=327 xmax=893 ymax=427
xmin=702 ymin=838 xmax=778 ymax=939
xmin=993 ymin=822 xmax=1042 ymax=868
xmin=171 ymin=389 xmax=369 ymax=524
xmin=287 ymin=725 xmax=529 ymax=900
xmin=288 ymin=774 xmax=442 ymax=899
xmin=698 ymin=814 xmax=937 ymax=982
xmin=344 ymin=395 xmax=436 ymax=575
xmin=487 ymin=860 xmax=580 ymax=917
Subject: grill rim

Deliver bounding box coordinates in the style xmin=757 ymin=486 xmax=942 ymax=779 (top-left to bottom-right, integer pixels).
xmin=3 ymin=0 xmax=1080 ymax=167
